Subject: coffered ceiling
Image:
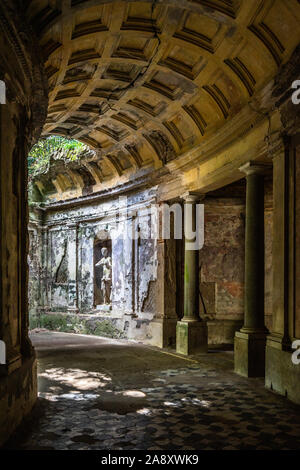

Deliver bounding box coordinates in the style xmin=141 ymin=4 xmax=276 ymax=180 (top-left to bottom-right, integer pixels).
xmin=26 ymin=0 xmax=300 ymax=198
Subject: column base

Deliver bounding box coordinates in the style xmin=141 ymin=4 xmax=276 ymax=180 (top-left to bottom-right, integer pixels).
xmin=0 ymin=347 xmax=22 ymax=377
xmin=176 ymin=320 xmax=208 ymax=355
xmin=148 ymin=318 xmax=177 ymax=349
xmin=0 ymin=355 xmax=37 ymax=446
xmin=265 ymin=332 xmax=290 ymax=351
xmin=234 ymin=330 xmax=267 ymax=377
xmin=265 ymin=335 xmax=300 ymax=405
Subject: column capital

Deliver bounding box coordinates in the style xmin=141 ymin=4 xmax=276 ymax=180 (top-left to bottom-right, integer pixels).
xmin=182 ymin=191 xmax=205 ymax=203
xmin=239 ymin=161 xmax=272 ymax=176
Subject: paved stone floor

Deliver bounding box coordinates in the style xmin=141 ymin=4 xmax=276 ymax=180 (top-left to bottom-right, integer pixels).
xmin=5 ymin=331 xmax=300 ymax=450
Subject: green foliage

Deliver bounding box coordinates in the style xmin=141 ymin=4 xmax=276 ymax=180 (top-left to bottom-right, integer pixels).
xmin=91 ymin=320 xmax=125 ymax=339
xmin=28 ymin=135 xmax=87 ymax=176
xmin=29 ymin=315 xmax=40 ymax=330
xmin=29 ymin=313 xmax=125 ymax=339
xmin=30 ymin=313 xmax=71 ymax=332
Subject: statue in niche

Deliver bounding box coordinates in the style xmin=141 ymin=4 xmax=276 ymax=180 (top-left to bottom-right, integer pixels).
xmin=95 ymin=247 xmax=112 ymax=305
xmin=55 ymin=240 xmax=68 ymax=284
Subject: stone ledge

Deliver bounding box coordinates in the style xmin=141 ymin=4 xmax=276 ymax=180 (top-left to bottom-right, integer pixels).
xmin=176 ymin=321 xmax=208 ymax=355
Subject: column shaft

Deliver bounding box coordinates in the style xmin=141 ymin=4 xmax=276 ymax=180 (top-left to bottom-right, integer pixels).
xmin=234 ymin=161 xmax=270 ymax=377
xmin=243 ymin=173 xmax=265 ymax=331
xmin=176 ymin=193 xmax=207 ymax=355
xmin=183 ymin=200 xmax=199 ymax=320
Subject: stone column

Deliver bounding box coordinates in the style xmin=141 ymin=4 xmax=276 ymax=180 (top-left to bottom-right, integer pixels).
xmin=67 ymin=224 xmax=78 ymax=313
xmin=149 ymin=201 xmax=181 ymax=349
xmin=176 ymin=193 xmax=207 ymax=355
xmin=150 ymin=236 xmax=178 ymax=348
xmin=234 ymin=161 xmax=269 ymax=377
xmin=267 ymin=140 xmax=290 ymax=348
xmin=265 ymin=135 xmax=300 ymax=404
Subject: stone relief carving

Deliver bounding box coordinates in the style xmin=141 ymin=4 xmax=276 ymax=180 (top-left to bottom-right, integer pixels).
xmin=55 ymin=240 xmax=68 ymax=284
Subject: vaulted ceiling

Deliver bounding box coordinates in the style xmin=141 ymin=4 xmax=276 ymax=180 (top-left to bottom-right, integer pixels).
xmin=26 ymin=0 xmax=300 ymax=199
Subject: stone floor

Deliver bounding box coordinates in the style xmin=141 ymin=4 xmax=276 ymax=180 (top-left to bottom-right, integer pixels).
xmin=5 ymin=331 xmax=300 ymax=450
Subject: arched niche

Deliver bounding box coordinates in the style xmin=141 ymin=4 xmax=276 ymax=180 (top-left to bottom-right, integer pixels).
xmin=94 ymin=230 xmax=112 ymax=308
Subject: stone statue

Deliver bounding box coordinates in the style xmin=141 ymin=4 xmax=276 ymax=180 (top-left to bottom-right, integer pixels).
xmin=95 ymin=247 xmax=112 ymax=304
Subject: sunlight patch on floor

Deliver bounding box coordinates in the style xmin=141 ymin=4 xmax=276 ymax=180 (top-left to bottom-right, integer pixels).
xmin=39 ymin=367 xmax=112 ymax=391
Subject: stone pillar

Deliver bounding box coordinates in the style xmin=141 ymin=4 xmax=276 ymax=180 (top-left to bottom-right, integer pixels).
xmin=267 ymin=140 xmax=290 ymax=349
xmin=67 ymin=224 xmax=78 ymax=313
xmin=0 ymin=2 xmax=48 ymax=446
xmin=176 ymin=193 xmax=207 ymax=355
xmin=234 ymin=161 xmax=269 ymax=377
xmin=265 ymin=135 xmax=300 ymax=404
xmin=150 ymin=236 xmax=178 ymax=348
xmin=124 ymin=216 xmax=135 ymax=314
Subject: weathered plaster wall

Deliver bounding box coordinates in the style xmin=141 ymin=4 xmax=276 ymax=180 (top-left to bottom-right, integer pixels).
xmin=29 ymin=185 xmax=274 ymax=347
xmin=264 ymin=177 xmax=273 ymax=332
xmin=28 ymin=226 xmax=40 ymax=315
xmin=29 ymin=188 xmax=160 ymax=342
xmin=198 ymin=199 xmax=245 ymax=344
xmin=198 ymin=186 xmax=273 ymax=345
xmin=29 ymin=188 xmax=273 ymax=348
